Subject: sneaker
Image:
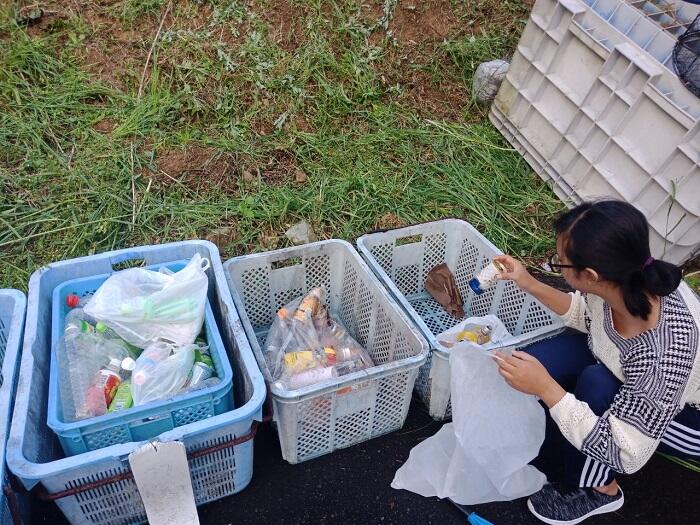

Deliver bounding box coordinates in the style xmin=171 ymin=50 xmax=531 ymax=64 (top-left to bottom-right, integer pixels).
xmin=527 ymin=482 xmax=624 ymax=525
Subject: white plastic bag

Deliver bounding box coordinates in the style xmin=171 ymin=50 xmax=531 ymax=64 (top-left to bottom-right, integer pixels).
xmin=392 ymin=316 xmax=546 ymax=504
xmin=84 ymin=255 xmax=210 ymax=347
xmin=131 ymin=341 xmax=196 ymax=405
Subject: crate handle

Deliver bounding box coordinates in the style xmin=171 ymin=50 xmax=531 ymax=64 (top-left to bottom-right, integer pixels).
xmin=271 ymin=256 xmax=303 ymax=271
xmin=109 ymin=252 xmax=147 ymax=271
xmin=38 ymin=421 xmax=262 ymax=501
xmin=395 ymin=234 xmax=422 ymax=246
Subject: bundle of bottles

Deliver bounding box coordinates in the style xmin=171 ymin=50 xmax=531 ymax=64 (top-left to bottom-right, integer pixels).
xmin=265 ymin=288 xmax=375 ymax=391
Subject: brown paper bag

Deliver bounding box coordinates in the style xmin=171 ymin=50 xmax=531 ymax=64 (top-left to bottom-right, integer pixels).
xmin=425 ymin=263 xmax=464 ymax=319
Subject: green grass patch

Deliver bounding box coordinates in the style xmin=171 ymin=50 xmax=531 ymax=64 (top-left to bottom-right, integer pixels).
xmin=0 ymin=0 xmax=563 ymax=290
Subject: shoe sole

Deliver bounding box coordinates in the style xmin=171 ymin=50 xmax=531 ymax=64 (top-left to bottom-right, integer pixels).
xmin=527 ymin=491 xmax=624 ymax=525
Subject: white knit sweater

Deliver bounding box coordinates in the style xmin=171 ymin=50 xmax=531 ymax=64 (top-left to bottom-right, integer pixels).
xmin=549 ymin=282 xmax=700 ymax=474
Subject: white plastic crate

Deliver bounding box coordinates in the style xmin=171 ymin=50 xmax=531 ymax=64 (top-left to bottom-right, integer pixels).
xmin=223 ymin=240 xmax=428 ymax=463
xmin=0 ymin=290 xmax=27 ymax=525
xmin=6 ymin=241 xmax=266 ymax=525
xmin=357 ymin=220 xmax=565 ymax=420
xmin=490 ymin=0 xmax=700 ymax=264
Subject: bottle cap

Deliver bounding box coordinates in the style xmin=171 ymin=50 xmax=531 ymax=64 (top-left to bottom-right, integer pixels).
xmin=66 ymin=294 xmax=80 ymax=308
xmin=468 ymin=277 xmax=484 ymax=295
xmin=95 ymin=322 xmax=108 ymax=333
xmin=121 ymin=357 xmax=137 ymax=371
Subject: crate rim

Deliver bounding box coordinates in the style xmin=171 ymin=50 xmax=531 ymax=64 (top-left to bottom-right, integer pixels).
xmin=6 ymin=240 xmax=266 ymax=489
xmin=1 ymin=289 xmax=27 ymax=497
xmin=223 ymin=238 xmax=429 ymax=403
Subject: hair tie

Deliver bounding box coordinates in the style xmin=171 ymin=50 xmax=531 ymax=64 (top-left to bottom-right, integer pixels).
xmin=642 ymin=256 xmax=654 ymax=270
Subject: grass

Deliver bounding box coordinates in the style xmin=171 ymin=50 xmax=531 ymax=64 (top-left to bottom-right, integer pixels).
xmin=0 ymin=0 xmax=565 ymax=290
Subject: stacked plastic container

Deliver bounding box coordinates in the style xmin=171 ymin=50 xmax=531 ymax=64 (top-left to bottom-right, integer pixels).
xmin=0 ymin=290 xmax=27 ymax=525
xmin=490 ymin=0 xmax=700 ymax=264
xmin=6 ymin=241 xmax=266 ymax=525
xmin=357 ymin=220 xmax=565 ymax=420
xmin=224 ymin=240 xmax=429 ymax=463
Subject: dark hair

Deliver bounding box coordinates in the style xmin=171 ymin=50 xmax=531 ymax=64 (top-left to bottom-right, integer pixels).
xmin=553 ymin=200 xmax=682 ymax=320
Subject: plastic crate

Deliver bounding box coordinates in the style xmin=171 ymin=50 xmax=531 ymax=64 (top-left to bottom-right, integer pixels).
xmin=6 ymin=241 xmax=266 ymax=525
xmin=0 ymin=290 xmax=27 ymax=525
xmin=223 ymin=240 xmax=428 ymax=463
xmin=357 ymin=220 xmax=565 ymax=420
xmin=490 ymin=0 xmax=700 ymax=264
xmin=47 ymin=260 xmax=234 ymax=456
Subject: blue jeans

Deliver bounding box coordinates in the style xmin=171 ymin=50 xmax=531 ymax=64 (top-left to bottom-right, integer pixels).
xmin=524 ymin=332 xmax=700 ymax=487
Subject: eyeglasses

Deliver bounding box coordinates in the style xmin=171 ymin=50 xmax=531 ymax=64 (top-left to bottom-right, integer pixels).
xmin=546 ymin=253 xmax=577 ymax=273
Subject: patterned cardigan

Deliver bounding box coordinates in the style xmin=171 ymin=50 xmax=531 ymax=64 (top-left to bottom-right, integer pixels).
xmin=549 ymin=282 xmax=700 ymax=474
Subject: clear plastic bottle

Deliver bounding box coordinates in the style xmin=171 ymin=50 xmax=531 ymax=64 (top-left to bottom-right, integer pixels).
xmin=56 ymin=308 xmax=129 ymax=421
xmin=95 ymin=321 xmax=142 ymax=359
xmin=57 ymin=308 xmax=99 ymax=422
xmin=468 ymin=261 xmax=506 ymax=295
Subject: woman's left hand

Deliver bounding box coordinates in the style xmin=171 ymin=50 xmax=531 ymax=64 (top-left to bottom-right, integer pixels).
xmin=493 ymin=350 xmax=566 ymax=408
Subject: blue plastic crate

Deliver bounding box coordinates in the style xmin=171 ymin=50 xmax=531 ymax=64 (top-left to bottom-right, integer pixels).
xmin=0 ymin=290 xmax=27 ymax=525
xmin=47 ymin=260 xmax=234 ymax=456
xmin=6 ymin=242 xmax=266 ymax=525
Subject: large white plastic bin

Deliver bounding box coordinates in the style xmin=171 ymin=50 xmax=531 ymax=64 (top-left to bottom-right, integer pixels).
xmin=223 ymin=240 xmax=429 ymax=463
xmin=490 ymin=0 xmax=700 ymax=264
xmin=6 ymin=241 xmax=266 ymax=525
xmin=357 ymin=220 xmax=565 ymax=420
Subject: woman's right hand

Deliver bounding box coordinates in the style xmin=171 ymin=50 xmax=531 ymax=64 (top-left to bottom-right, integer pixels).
xmin=493 ymin=255 xmax=534 ymax=290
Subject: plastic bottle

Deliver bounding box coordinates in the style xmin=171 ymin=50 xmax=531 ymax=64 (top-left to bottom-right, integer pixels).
xmin=468 ymin=261 xmax=506 ymax=295
xmin=95 ymin=321 xmax=142 ymax=359
xmin=183 ymin=377 xmax=221 ymax=393
xmin=281 ymin=366 xmax=337 ymax=390
xmin=81 ymin=358 xmax=123 ymax=418
xmin=64 ymin=308 xmax=95 ymax=337
xmin=186 ymin=346 xmax=215 ymax=388
xmin=57 ymin=308 xmax=101 ymax=422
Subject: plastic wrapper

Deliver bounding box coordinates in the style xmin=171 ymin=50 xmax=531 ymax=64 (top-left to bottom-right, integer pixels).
xmin=131 ymin=341 xmax=197 ymax=406
xmin=84 ymin=254 xmax=210 ymax=347
xmin=392 ymin=315 xmax=546 ymax=503
xmin=264 ymin=287 xmax=374 ymax=390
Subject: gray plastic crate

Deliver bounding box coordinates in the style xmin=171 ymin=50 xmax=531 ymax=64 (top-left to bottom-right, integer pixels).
xmin=357 ymin=220 xmax=565 ymax=420
xmin=491 ymin=0 xmax=700 ymax=264
xmin=1 ymin=290 xmax=27 ymax=525
xmin=223 ymin=240 xmax=428 ymax=463
xmin=6 ymin=241 xmax=266 ymax=525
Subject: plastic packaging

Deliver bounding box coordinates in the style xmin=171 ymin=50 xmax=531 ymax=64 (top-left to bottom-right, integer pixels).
xmin=84 ymin=254 xmax=210 ymax=347
xmin=131 ymin=341 xmax=197 ymax=406
xmin=264 ymin=287 xmax=375 ymax=390
xmin=392 ymin=316 xmax=546 ymax=504
xmin=468 ymin=261 xmax=506 ymax=295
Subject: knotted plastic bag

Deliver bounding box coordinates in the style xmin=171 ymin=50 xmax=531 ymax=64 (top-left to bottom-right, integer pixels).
xmin=392 ymin=316 xmax=546 ymax=504
xmin=84 ymin=255 xmax=209 ymax=347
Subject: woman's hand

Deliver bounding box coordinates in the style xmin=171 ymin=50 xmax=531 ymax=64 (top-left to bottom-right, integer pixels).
xmin=493 ymin=255 xmax=535 ymax=291
xmin=494 ymin=350 xmax=566 ymax=408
